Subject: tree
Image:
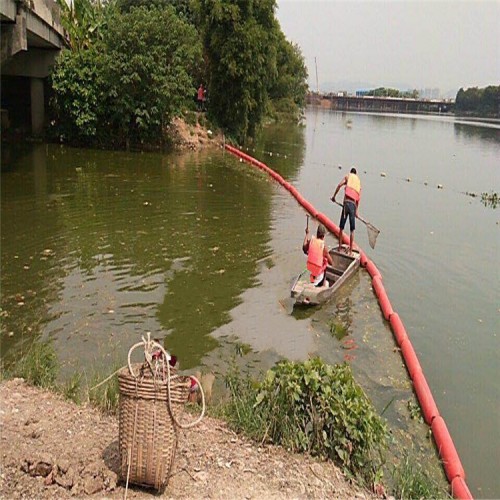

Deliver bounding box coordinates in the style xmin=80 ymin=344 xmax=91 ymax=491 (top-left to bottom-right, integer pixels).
xmin=50 ymin=46 xmax=107 ymax=143
xmin=268 ymin=32 xmax=308 ymax=119
xmin=101 ymin=5 xmax=202 ymax=145
xmin=196 ymin=0 xmax=280 ymax=141
xmin=56 ymin=0 xmax=111 ymax=51
xmin=455 ymin=86 xmax=499 ymax=116
xmin=50 ymin=5 xmax=203 ymax=147
xmin=116 ymin=0 xmax=196 ymax=24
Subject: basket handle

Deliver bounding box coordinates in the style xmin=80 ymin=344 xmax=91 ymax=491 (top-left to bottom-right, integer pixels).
xmin=127 ymin=332 xmax=171 ymax=378
xmin=167 ymin=373 xmax=205 ymax=429
xmin=127 ymin=333 xmax=205 ymax=428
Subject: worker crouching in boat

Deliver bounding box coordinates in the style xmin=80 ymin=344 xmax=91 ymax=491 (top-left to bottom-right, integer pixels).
xmin=303 ymin=223 xmax=333 ymax=287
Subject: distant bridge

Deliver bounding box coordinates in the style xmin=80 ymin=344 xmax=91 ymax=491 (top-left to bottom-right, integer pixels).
xmin=1 ymin=0 xmax=67 ymax=136
xmin=308 ymin=93 xmax=455 ymax=114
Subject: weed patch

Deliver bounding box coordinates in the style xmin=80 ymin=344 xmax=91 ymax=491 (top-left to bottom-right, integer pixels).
xmin=220 ymin=357 xmax=388 ymax=487
xmin=7 ymin=341 xmax=58 ymax=389
xmin=392 ymin=450 xmax=450 ymax=499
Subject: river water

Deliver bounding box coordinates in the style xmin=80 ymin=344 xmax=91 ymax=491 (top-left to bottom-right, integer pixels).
xmin=1 ymin=109 xmax=498 ymax=497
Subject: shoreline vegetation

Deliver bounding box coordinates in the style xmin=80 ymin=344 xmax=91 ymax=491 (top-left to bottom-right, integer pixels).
xmin=0 ymin=341 xmax=450 ymax=499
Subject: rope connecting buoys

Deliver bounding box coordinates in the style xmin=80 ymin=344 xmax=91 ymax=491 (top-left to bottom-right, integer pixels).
xmin=224 ymin=144 xmax=473 ymax=500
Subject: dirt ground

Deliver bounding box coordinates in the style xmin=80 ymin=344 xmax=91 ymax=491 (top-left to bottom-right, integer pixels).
xmin=0 ymin=378 xmax=379 ymax=499
xmin=168 ymin=115 xmax=224 ymax=151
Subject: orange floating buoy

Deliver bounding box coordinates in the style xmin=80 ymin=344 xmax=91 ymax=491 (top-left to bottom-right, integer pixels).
xmin=431 ymin=416 xmax=465 ymax=482
xmin=413 ymin=370 xmax=439 ymax=425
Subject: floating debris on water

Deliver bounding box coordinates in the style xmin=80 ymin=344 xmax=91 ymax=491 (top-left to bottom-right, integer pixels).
xmin=481 ymin=191 xmax=498 ymax=208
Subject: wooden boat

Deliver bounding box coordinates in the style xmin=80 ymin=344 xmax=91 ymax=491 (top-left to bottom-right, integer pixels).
xmin=291 ymin=245 xmax=360 ymax=306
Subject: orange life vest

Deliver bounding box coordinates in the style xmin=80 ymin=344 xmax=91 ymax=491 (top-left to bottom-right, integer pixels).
xmin=345 ymin=173 xmax=361 ymax=203
xmin=307 ymin=237 xmax=327 ymax=281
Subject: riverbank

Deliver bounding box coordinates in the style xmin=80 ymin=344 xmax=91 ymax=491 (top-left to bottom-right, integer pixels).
xmin=0 ymin=378 xmax=377 ymax=499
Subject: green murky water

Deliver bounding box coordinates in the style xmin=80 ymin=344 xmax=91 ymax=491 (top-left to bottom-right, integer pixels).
xmin=1 ymin=110 xmax=499 ymax=497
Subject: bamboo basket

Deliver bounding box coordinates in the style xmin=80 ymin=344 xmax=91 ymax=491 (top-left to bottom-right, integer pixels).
xmin=118 ymin=337 xmax=204 ymax=491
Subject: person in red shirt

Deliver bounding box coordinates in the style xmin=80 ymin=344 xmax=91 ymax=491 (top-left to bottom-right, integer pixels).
xmin=197 ymin=84 xmax=204 ymax=111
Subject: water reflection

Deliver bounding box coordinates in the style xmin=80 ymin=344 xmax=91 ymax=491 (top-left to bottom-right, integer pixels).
xmin=252 ymin=121 xmax=306 ymax=182
xmin=454 ymin=121 xmax=500 ymax=144
xmin=0 ymin=144 xmax=282 ymax=370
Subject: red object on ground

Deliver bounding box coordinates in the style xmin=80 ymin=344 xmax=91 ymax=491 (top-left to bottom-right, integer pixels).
xmin=432 ymin=416 xmax=466 ymax=482
xmin=412 ymin=370 xmax=439 ymax=424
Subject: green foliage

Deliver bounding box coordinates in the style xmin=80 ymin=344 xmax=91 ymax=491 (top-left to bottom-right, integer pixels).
xmin=221 ymin=358 xmax=388 ymax=486
xmin=196 ymin=0 xmax=280 ymax=141
xmin=365 ymin=87 xmax=418 ymax=98
xmin=392 ymin=450 xmax=451 ymax=499
xmin=329 ymin=319 xmax=349 ymax=340
xmin=456 ymin=86 xmax=500 ymax=117
xmin=51 ymin=0 xmax=307 ymax=147
xmin=407 ymin=400 xmax=424 ymax=424
xmin=50 ymin=46 xmax=106 ymax=143
xmin=87 ymin=370 xmax=120 ymax=414
xmin=117 ymin=0 xmax=196 ymax=23
xmin=9 ymin=341 xmax=58 ymax=389
xmin=268 ymin=33 xmax=308 ymax=120
xmin=60 ymin=372 xmax=83 ymax=403
xmin=50 ymin=5 xmax=202 ymax=147
xmin=102 ymin=5 xmax=202 ymax=145
xmin=56 ymin=0 xmax=111 ymax=51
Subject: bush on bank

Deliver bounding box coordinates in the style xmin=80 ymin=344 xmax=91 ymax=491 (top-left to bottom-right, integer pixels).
xmin=220 ymin=357 xmax=388 ymax=487
xmin=50 ymin=5 xmax=202 ymax=149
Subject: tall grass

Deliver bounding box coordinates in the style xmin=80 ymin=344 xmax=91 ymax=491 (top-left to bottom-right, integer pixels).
xmin=86 ymin=367 xmax=121 ymax=415
xmin=392 ymin=450 xmax=451 ymax=499
xmin=8 ymin=341 xmax=58 ymax=388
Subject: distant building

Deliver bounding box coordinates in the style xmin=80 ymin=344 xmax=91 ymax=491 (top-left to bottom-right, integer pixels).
xmin=356 ymin=90 xmax=370 ymax=97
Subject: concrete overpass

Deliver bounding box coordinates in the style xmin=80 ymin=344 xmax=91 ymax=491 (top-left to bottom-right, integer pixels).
xmin=308 ymin=93 xmax=455 ymax=114
xmin=1 ymin=0 xmax=67 ymax=136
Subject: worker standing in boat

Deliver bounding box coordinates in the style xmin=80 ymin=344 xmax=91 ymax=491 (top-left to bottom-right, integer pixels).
xmin=331 ymin=167 xmax=361 ymax=255
xmin=303 ymin=223 xmax=333 ymax=287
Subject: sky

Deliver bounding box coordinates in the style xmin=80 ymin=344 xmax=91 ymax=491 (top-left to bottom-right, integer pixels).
xmin=275 ymin=0 xmax=500 ymax=96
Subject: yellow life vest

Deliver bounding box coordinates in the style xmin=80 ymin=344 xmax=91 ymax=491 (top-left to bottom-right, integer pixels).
xmin=345 ymin=173 xmax=361 ymax=202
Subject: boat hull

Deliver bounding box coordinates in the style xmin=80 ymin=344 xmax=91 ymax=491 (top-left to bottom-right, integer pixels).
xmin=291 ymin=246 xmax=360 ymax=306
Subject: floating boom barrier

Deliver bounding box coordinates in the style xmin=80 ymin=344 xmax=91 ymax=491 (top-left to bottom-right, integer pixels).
xmin=224 ymin=143 xmax=473 ymax=500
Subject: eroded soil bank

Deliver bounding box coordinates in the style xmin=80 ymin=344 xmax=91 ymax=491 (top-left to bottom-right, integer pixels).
xmin=0 ymin=379 xmax=378 ymax=499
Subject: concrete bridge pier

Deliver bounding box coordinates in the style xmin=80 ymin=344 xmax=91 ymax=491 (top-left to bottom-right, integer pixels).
xmin=1 ymin=0 xmax=66 ymax=138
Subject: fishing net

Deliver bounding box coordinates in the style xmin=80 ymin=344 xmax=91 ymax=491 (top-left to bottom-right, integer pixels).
xmin=365 ymin=222 xmax=380 ymax=249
